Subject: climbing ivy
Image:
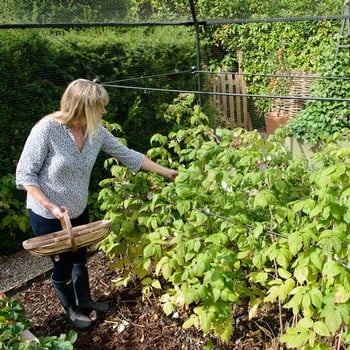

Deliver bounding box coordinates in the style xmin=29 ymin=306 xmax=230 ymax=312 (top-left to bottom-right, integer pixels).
xmin=286 ymin=50 xmax=350 ymax=145
xmin=204 ymin=19 xmax=338 ymax=116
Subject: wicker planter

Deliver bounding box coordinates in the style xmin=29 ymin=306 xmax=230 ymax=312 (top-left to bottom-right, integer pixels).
xmin=264 ymin=111 xmax=288 ymax=134
xmin=265 ymin=70 xmax=314 ymax=134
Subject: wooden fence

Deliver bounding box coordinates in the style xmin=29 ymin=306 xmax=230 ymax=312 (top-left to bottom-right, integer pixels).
xmin=210 ymin=70 xmax=252 ymax=130
xmin=210 ymin=69 xmax=314 ymax=131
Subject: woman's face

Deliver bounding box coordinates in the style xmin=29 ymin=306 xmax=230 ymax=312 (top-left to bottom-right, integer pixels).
xmin=99 ymin=105 xmax=107 ymax=119
xmin=95 ymin=103 xmax=107 ymax=119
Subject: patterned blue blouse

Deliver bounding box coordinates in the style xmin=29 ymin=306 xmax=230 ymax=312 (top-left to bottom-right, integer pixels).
xmin=16 ymin=117 xmax=144 ymax=219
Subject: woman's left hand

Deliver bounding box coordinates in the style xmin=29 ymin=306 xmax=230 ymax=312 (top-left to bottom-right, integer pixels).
xmin=166 ymin=169 xmax=178 ymax=181
xmin=141 ymin=157 xmax=178 ymax=181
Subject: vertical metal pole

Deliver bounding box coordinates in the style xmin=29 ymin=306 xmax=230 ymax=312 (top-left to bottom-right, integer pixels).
xmin=189 ymin=0 xmax=202 ymax=103
xmin=336 ymin=2 xmax=350 ymax=56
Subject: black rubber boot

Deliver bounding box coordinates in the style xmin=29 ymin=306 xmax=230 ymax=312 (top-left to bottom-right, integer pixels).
xmin=72 ymin=262 xmax=109 ymax=313
xmin=52 ymin=279 xmax=93 ymax=330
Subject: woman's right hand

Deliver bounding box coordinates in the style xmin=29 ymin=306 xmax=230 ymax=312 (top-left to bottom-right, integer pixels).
xmin=50 ymin=205 xmax=68 ymax=220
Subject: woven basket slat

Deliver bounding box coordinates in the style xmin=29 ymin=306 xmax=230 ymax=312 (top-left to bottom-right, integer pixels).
xmin=272 ymin=70 xmax=314 ymax=119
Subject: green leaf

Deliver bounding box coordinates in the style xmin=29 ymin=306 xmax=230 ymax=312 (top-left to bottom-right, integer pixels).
xmin=182 ymin=315 xmax=197 ymax=329
xmin=193 ymin=239 xmax=201 ymax=252
xmin=284 ymin=289 xmax=303 ymax=315
xmin=192 ymin=260 xmax=206 ymax=276
xmin=294 ymin=266 xmax=308 ymax=285
xmin=324 ymin=308 xmax=342 ymax=334
xmin=278 ymin=268 xmax=291 ymax=279
xmin=185 ymin=252 xmax=195 ymax=262
xmin=151 ymin=279 xmax=162 ymax=289
xmin=272 ymin=278 xmax=296 ymax=302
xmin=322 ymin=261 xmax=342 ymax=278
xmin=280 ymin=326 xmax=310 ymax=348
xmin=343 ymin=208 xmax=350 ymax=224
xmin=340 ymin=187 xmax=350 ymax=201
xmin=309 ymin=288 xmax=323 ymax=309
xmin=264 ymin=285 xmax=281 ymax=303
xmin=143 ymin=258 xmax=151 ymax=271
xmin=211 ymin=276 xmax=225 ymax=290
xmin=310 ymin=249 xmax=324 ymax=270
xmin=192 ymin=211 xmax=208 ymax=226
xmin=176 ymin=200 xmax=192 ymax=216
xmin=288 ymin=231 xmax=303 ymax=255
xmin=253 ymin=223 xmax=264 ymax=238
xmin=221 ymin=288 xmax=237 ymax=302
xmin=293 ymin=201 xmax=307 ymax=213
xmin=276 ymin=248 xmax=292 ymax=269
xmin=150 ymin=133 xmax=168 ymax=146
xmin=204 ymin=233 xmax=227 ymax=245
xmin=200 ymin=314 xmax=212 ymax=334
xmin=184 ymin=290 xmax=196 ymax=305
xmin=141 ymin=277 xmax=152 ymax=285
xmin=313 ymin=321 xmax=330 ymax=337
xmin=213 ymin=288 xmax=221 ymax=302
xmin=298 ymin=317 xmax=314 ymax=328
xmin=220 ymin=323 xmax=233 ymax=343
xmin=65 ymin=330 xmax=78 ymax=343
xmin=309 ymin=204 xmax=323 ymax=218
xmin=163 ymin=302 xmax=174 ymax=316
xmin=319 ymin=230 xmax=343 ymax=253
xmin=162 ymin=263 xmax=172 ymax=280
xmin=155 ymin=256 xmax=169 ymax=275
xmin=335 ymin=285 xmax=350 ymax=303
xmin=302 ymin=293 xmax=311 ymax=313
xmin=143 ymin=244 xmax=156 ymax=258
xmin=253 ymin=191 xmax=275 ymax=209
xmin=250 ymin=271 xmax=268 ymax=283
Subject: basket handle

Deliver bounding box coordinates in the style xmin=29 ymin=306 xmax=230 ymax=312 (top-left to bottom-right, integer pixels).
xmin=60 ymin=212 xmax=77 ymax=252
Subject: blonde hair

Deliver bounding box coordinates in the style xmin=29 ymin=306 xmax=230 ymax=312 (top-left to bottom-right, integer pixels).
xmin=51 ymin=79 xmax=109 ymax=141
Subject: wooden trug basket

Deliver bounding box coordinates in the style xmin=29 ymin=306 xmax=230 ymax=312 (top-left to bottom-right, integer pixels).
xmin=22 ymin=214 xmax=112 ymax=257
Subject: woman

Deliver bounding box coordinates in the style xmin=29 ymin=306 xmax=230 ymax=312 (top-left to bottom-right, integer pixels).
xmin=16 ymin=79 xmax=178 ymax=330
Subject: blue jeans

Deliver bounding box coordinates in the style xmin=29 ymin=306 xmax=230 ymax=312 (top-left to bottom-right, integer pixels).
xmin=28 ymin=208 xmax=89 ymax=282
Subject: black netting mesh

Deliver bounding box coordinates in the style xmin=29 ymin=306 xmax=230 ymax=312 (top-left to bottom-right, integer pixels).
xmin=1 ymin=0 xmax=350 ymax=177
xmin=0 ymin=0 xmax=345 ymax=25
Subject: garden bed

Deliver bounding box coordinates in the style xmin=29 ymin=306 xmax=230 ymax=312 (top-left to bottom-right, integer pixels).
xmin=13 ymin=251 xmax=284 ymax=349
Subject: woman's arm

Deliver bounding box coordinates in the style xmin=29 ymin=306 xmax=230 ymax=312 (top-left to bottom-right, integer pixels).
xmin=140 ymin=157 xmax=178 ymax=181
xmin=99 ymin=127 xmax=178 ymax=179
xmin=23 ymin=185 xmax=67 ymax=219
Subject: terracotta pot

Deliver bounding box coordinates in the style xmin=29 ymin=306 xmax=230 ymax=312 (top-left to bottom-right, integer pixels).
xmin=264 ymin=111 xmax=288 ymax=134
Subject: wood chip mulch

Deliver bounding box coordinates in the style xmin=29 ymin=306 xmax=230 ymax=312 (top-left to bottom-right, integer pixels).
xmin=16 ymin=252 xmax=283 ymax=349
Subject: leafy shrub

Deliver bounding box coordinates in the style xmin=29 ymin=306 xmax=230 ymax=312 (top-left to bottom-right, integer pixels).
xmin=0 ymin=294 xmax=77 ymax=349
xmin=98 ymin=96 xmax=350 ymax=347
xmin=0 ymin=174 xmax=30 ymax=251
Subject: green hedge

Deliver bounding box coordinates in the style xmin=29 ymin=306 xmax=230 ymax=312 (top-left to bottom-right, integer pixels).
xmin=0 ymin=27 xmax=196 ymax=176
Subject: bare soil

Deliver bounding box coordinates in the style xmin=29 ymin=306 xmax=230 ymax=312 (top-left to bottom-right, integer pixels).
xmin=17 ymin=252 xmax=283 ymax=349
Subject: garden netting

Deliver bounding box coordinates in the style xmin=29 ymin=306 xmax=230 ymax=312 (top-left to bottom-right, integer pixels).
xmin=1 ymin=0 xmax=350 ymax=176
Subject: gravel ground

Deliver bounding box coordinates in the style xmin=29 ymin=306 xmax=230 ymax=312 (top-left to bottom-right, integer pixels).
xmin=0 ymin=250 xmax=52 ymax=293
